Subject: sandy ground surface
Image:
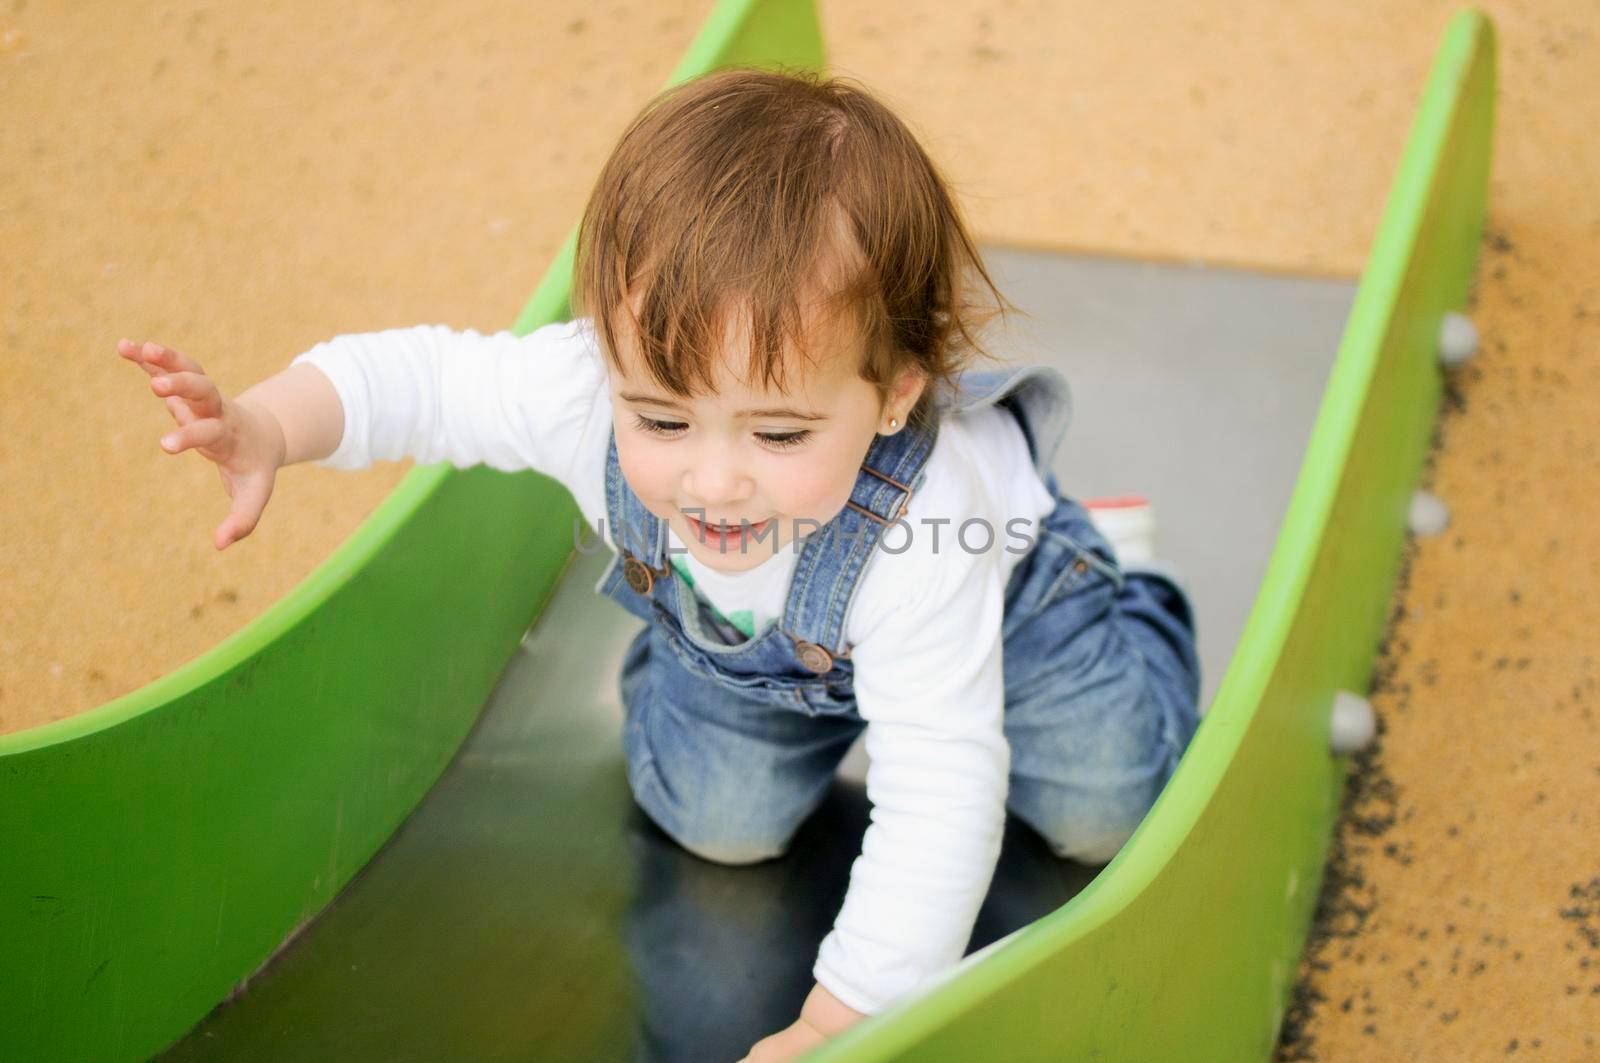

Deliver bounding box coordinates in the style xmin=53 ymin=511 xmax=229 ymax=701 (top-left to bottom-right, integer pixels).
xmin=3 ymin=0 xmax=1596 ymax=1058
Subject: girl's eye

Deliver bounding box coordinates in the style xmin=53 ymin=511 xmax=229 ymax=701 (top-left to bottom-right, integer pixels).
xmin=633 ymin=415 xmax=687 ymax=437
xmin=632 ymin=415 xmax=810 ymax=451
xmin=757 ymin=430 xmax=810 ymax=450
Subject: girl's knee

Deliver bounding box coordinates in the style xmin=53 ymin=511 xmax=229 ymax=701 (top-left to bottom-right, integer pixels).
xmin=1047 ymin=825 xmax=1134 ymax=866
xmin=648 ymin=795 xmax=793 ymax=865
xmin=627 ymin=757 xmax=795 ymax=866
xmin=1022 ymin=799 xmax=1148 ymax=866
xmin=1008 ymin=742 xmax=1170 ymax=866
xmin=675 ymin=831 xmax=790 ymax=866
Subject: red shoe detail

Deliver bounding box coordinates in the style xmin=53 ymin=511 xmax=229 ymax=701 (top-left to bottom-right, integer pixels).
xmin=1082 ymin=494 xmax=1149 ymax=509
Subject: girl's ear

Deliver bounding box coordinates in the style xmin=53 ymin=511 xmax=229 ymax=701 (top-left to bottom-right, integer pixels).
xmin=881 ymin=365 xmax=929 ymax=429
xmin=894 ymin=365 xmax=928 ymax=411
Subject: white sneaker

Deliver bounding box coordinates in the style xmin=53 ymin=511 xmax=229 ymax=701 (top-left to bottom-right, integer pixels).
xmin=1082 ymin=494 xmax=1156 ymax=566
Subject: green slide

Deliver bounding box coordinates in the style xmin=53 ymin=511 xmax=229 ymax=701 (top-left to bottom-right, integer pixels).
xmin=0 ymin=2 xmax=1494 ymax=1060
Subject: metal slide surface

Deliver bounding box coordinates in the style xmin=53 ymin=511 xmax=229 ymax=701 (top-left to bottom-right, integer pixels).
xmin=155 ymin=250 xmax=1356 ymax=1061
xmin=2 ymin=3 xmax=1492 ymax=1061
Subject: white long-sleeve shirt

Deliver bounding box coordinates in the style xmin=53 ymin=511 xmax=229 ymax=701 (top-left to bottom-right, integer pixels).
xmin=291 ymin=318 xmax=1058 ymax=1014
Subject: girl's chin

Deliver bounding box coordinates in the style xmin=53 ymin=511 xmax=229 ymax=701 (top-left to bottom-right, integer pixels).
xmin=694 ymin=551 xmax=764 ymax=572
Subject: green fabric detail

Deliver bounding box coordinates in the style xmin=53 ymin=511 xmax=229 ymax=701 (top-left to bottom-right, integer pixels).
xmin=670 ymin=558 xmax=756 ymax=638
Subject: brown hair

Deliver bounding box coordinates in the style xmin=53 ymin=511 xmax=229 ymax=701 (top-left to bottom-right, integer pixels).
xmin=572 ymin=65 xmax=1018 ymax=429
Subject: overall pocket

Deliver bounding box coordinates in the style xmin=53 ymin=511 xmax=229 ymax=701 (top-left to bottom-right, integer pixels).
xmin=655 ymin=621 xmax=812 ymax=712
xmin=1034 ymin=525 xmax=1123 ymax=613
xmin=796 ymin=678 xmax=860 ymax=719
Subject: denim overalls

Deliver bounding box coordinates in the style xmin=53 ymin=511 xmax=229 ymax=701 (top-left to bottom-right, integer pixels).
xmin=595 ymin=364 xmax=1202 ymax=867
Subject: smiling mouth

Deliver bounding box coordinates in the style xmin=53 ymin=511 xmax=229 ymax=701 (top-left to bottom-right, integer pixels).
xmin=685 ymin=515 xmax=774 ymax=547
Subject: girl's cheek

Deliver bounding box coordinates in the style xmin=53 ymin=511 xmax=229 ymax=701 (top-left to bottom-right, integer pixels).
xmin=775 ymin=447 xmax=857 ymax=517
xmin=616 ymin=437 xmax=673 ymax=502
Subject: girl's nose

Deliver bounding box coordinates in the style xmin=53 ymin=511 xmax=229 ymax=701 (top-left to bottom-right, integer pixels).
xmin=683 ymin=454 xmax=754 ymax=508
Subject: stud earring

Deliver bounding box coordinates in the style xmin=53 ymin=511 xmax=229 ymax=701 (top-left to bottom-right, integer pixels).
xmin=887 ymin=417 xmax=899 ymax=431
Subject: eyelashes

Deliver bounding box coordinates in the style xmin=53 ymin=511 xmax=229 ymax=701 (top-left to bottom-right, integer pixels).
xmin=757 ymin=430 xmax=811 ymax=450
xmin=632 ymin=415 xmax=811 ymax=451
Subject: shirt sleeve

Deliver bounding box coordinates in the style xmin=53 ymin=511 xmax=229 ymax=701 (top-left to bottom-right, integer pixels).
xmin=811 ymin=534 xmax=1011 ymax=1015
xmin=288 ymin=317 xmax=611 ymax=500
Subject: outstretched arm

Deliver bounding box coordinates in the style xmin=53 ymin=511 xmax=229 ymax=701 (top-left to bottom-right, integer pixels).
xmin=287 ymin=318 xmax=610 ymax=482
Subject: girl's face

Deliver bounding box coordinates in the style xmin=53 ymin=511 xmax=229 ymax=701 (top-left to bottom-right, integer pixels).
xmin=608 ymin=299 xmax=923 ymax=574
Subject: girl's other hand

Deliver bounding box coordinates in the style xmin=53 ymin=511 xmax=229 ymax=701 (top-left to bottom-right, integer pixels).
xmin=117 ymin=339 xmax=289 ymax=551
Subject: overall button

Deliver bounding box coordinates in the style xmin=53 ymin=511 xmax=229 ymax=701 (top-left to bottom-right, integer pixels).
xmin=795 ymin=640 xmax=833 ymax=675
xmin=1073 ymin=558 xmax=1089 ymax=574
xmin=623 ymin=556 xmax=656 ymax=595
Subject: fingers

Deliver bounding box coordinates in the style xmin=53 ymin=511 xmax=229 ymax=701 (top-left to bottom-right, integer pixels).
xmin=118 ymin=338 xmax=205 ymax=377
xmin=214 ymin=476 xmax=272 ymax=551
xmin=121 ymin=341 xmax=218 ymax=424
xmin=150 ymin=370 xmax=222 ymax=418
xmin=159 ymin=418 xmax=225 ymax=455
xmin=118 ymin=338 xmax=164 ymax=376
xmin=165 ymin=395 xmax=198 ymax=426
xmin=119 ymin=340 xmax=167 ymax=380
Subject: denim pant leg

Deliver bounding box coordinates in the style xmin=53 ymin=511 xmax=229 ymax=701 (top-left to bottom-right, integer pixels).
xmin=1001 ymin=499 xmax=1203 ymax=865
xmin=618 ymin=624 xmax=864 ymax=866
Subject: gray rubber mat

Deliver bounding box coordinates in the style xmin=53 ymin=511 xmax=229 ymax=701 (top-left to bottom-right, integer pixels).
xmin=983 ymin=246 xmax=1356 ymax=715
xmin=160 ymin=249 xmax=1355 ymax=1061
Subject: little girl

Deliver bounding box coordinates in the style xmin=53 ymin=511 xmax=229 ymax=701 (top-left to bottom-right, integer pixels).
xmin=119 ymin=67 xmax=1201 ymax=1059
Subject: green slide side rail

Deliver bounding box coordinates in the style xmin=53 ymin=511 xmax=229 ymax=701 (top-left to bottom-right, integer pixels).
xmin=815 ymin=9 xmax=1495 ymax=1061
xmin=0 ymin=2 xmax=822 ymax=1060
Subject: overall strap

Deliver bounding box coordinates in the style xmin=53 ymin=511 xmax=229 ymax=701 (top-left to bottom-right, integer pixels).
xmin=602 ymin=432 xmax=672 ymax=591
xmin=778 ymin=414 xmax=941 ymax=668
xmin=945 ymin=364 xmax=1073 ymax=480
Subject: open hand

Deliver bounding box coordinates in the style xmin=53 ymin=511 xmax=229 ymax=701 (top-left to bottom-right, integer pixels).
xmin=118 ymin=339 xmax=286 ymax=551
xmin=737 ymin=1017 xmax=827 ymax=1063
xmin=738 ymin=983 xmax=867 ymax=1062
